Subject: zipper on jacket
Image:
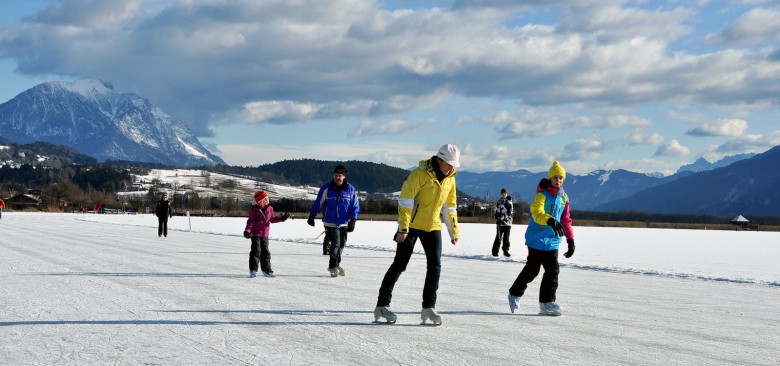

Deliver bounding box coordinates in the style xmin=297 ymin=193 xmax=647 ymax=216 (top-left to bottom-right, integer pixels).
xmin=411 ymin=203 xmax=420 ymax=224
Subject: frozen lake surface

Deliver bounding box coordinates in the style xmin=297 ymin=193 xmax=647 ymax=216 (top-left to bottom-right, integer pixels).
xmin=1 ymin=213 xmax=778 ymax=365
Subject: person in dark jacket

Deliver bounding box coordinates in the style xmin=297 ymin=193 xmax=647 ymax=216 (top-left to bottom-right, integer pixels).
xmin=307 ymin=164 xmax=360 ymax=277
xmin=243 ymin=190 xmax=290 ymax=278
xmin=155 ymin=193 xmax=172 ymax=237
xmin=492 ymin=188 xmax=513 ymax=257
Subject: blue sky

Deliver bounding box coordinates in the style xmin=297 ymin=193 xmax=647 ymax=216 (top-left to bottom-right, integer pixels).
xmin=1 ymin=0 xmax=779 ymax=175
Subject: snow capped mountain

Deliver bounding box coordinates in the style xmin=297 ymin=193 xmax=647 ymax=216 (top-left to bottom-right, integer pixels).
xmin=0 ymin=79 xmax=225 ymax=167
xmin=676 ymin=153 xmax=755 ymax=174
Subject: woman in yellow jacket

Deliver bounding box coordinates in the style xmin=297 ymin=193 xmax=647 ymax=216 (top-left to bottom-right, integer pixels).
xmin=374 ymin=144 xmax=461 ymax=326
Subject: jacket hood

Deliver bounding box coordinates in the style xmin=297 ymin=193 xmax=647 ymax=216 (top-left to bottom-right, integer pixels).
xmin=536 ymin=178 xmax=560 ymax=196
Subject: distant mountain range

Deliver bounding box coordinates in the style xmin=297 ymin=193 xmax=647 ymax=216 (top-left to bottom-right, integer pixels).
xmin=593 ymin=145 xmax=780 ymax=216
xmin=675 ymin=153 xmax=755 ymax=174
xmin=456 ymin=150 xmax=773 ymax=216
xmin=457 ymin=168 xmax=693 ymax=210
xmin=0 ymin=79 xmax=224 ymax=167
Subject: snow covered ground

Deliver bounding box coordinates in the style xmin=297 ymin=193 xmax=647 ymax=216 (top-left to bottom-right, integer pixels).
xmin=1 ymin=212 xmax=778 ymax=365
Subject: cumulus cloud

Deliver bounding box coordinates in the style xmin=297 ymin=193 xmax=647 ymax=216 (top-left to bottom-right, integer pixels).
xmin=349 ymin=118 xmax=436 ymax=137
xmin=492 ymin=109 xmax=591 ymax=138
xmin=654 ymin=139 xmax=690 ymax=157
xmin=715 ymin=131 xmax=780 ymax=154
xmin=1 ymin=0 xmax=778 ymax=139
xmin=560 ymin=138 xmax=610 ymax=161
xmin=600 ymin=115 xmax=653 ymax=129
xmin=686 ymin=118 xmax=748 ymax=137
xmin=627 ymin=128 xmax=664 ymax=146
xmin=712 ymin=8 xmax=780 ymax=45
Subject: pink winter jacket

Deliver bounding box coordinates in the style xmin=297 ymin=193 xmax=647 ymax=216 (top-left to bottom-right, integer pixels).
xmin=245 ymin=204 xmax=282 ymax=237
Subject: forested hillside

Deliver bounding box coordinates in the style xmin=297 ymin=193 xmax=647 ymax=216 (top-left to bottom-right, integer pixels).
xmin=207 ymin=159 xmax=410 ymax=193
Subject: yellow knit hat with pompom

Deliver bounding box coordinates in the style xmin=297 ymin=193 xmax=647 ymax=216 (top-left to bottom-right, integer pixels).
xmin=548 ymin=161 xmax=566 ymax=179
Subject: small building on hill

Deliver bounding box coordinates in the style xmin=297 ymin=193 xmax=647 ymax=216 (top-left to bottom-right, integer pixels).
xmin=730 ymin=215 xmax=750 ymax=230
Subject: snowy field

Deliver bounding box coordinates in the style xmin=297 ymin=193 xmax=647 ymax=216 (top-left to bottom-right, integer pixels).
xmin=1 ymin=212 xmax=778 ymax=365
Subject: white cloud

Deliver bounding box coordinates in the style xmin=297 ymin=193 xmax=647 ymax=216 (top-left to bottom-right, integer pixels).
xmin=349 ymin=118 xmax=436 ymax=137
xmin=712 ymin=7 xmax=780 ymax=45
xmin=686 ymin=118 xmax=748 ymax=137
xmin=3 ymin=0 xmax=779 ymax=138
xmin=654 ymin=139 xmax=690 ymax=157
xmin=627 ymin=128 xmax=664 ymax=146
xmin=492 ymin=109 xmax=591 ymax=138
xmin=601 ymin=115 xmax=653 ymax=128
xmin=715 ymin=131 xmax=780 ymax=154
xmin=560 ymin=138 xmax=609 ymax=161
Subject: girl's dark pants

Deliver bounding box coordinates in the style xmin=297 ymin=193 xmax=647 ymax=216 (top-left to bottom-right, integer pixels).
xmin=326 ymin=227 xmax=348 ymax=269
xmin=249 ymin=236 xmax=271 ymax=272
xmin=377 ymin=228 xmax=442 ymax=309
xmin=157 ymin=217 xmax=168 ymax=237
xmin=509 ymin=247 xmax=560 ymax=303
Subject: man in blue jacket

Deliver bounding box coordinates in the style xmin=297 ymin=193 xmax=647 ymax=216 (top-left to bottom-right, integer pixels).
xmin=308 ymin=164 xmax=360 ymax=277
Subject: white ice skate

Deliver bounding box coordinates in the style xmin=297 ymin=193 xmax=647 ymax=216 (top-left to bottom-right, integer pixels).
xmin=373 ymin=306 xmax=397 ymax=324
xmin=538 ymin=302 xmax=561 ymax=316
xmin=420 ymin=308 xmax=442 ymax=326
xmin=249 ymin=271 xmax=257 ymax=278
xmin=337 ymin=266 xmax=345 ymax=276
xmin=508 ymin=293 xmax=520 ymax=313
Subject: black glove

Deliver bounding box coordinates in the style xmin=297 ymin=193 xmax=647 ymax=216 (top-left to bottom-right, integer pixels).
xmin=546 ymin=217 xmax=565 ymax=237
xmin=280 ymin=212 xmax=291 ymax=222
xmin=564 ymin=238 xmax=575 ymax=258
xmin=347 ymin=219 xmax=356 ymax=232
xmin=494 ymin=212 xmax=501 ymax=219
xmin=243 ymin=230 xmax=251 ymax=239
xmin=307 ymin=214 xmax=315 ymax=227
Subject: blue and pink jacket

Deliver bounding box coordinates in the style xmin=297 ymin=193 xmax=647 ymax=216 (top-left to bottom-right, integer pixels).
xmin=524 ymin=179 xmax=574 ymax=251
xmin=245 ymin=204 xmax=282 ymax=237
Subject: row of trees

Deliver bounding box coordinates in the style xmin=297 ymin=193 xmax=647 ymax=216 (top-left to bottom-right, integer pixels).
xmin=0 ymin=163 xmax=132 ymax=211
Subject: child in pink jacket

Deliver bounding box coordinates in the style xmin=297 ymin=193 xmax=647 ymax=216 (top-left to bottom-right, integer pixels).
xmin=243 ymin=190 xmax=290 ymax=278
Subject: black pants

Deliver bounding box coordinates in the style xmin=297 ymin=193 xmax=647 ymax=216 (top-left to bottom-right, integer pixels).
xmin=492 ymin=225 xmax=511 ymax=254
xmin=377 ymin=229 xmax=442 ymax=309
xmin=509 ymin=247 xmax=559 ymax=303
xmin=327 ymin=227 xmax=348 ymax=269
xmin=249 ymin=236 xmax=271 ymax=272
xmin=157 ymin=217 xmax=168 ymax=237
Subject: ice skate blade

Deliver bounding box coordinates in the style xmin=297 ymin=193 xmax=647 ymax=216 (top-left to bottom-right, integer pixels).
xmin=372 ymin=320 xmax=396 ymax=325
xmin=420 ymin=320 xmax=442 ymax=326
xmin=538 ymin=311 xmax=561 ymax=316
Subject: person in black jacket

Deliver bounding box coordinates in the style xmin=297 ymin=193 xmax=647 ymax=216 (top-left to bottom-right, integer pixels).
xmin=155 ymin=193 xmax=173 ymax=237
xmin=492 ymin=188 xmax=513 ymax=257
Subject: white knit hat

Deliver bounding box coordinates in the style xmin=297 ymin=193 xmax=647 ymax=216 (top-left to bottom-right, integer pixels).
xmin=437 ymin=144 xmax=461 ymax=167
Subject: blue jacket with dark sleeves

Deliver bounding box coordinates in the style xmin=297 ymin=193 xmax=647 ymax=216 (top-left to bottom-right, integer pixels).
xmin=309 ymin=180 xmax=360 ymax=228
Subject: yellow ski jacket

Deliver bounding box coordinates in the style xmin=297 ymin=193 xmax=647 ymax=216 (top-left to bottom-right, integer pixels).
xmin=397 ymin=159 xmax=459 ymax=240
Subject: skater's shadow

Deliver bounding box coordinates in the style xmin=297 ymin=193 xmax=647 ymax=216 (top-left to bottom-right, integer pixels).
xmin=0 ymin=319 xmax=383 ymax=327
xmin=27 ymin=272 xmax=247 ymax=278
